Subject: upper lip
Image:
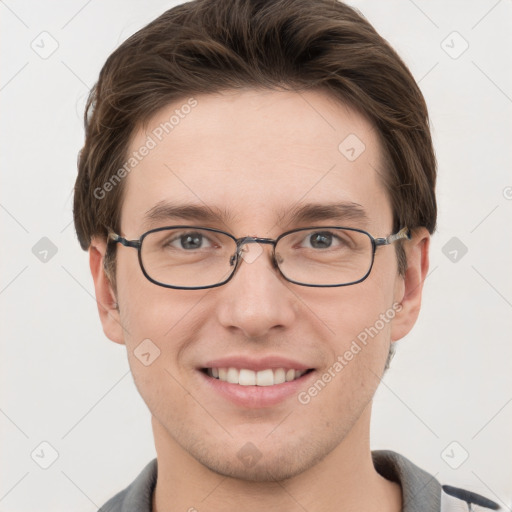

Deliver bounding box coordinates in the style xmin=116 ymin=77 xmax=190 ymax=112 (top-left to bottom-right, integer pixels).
xmin=201 ymin=355 xmax=313 ymax=372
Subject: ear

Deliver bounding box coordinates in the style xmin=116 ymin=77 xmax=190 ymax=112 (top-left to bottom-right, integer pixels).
xmin=89 ymin=237 xmax=125 ymax=345
xmin=391 ymin=227 xmax=430 ymax=342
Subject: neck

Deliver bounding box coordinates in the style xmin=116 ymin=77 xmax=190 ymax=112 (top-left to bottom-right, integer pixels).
xmin=151 ymin=404 xmax=402 ymax=512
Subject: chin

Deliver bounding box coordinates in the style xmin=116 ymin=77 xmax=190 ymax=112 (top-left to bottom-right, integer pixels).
xmin=202 ymin=456 xmax=310 ymax=482
xmin=188 ymin=436 xmax=335 ymax=483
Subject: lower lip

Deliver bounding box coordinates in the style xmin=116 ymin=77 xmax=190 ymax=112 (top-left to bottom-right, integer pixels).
xmin=199 ymin=370 xmax=316 ymax=408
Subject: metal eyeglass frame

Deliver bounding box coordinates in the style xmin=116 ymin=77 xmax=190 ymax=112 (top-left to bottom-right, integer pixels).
xmin=108 ymin=225 xmax=411 ymax=290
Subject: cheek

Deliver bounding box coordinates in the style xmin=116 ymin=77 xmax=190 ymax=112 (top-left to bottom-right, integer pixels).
xmin=118 ymin=289 xmax=205 ymax=421
xmin=318 ymin=277 xmax=396 ymax=341
xmin=298 ymin=293 xmax=395 ymax=423
xmin=307 ymin=268 xmax=397 ymax=385
xmin=117 ymin=259 xmax=210 ymax=385
xmin=116 ymin=250 xmax=190 ymax=342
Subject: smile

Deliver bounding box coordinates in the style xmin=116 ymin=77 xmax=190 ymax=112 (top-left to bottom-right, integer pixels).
xmin=204 ymin=367 xmax=311 ymax=386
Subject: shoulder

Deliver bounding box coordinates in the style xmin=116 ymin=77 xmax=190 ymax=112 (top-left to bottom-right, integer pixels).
xmin=97 ymin=459 xmax=158 ymax=512
xmin=372 ymin=450 xmax=501 ymax=512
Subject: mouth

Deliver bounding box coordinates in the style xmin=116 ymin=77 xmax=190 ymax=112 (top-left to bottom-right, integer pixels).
xmin=198 ymin=356 xmax=317 ymax=408
xmin=202 ymin=367 xmax=314 ymax=386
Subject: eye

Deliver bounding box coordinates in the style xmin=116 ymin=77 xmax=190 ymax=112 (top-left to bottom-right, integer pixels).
xmin=301 ymin=231 xmax=346 ymax=249
xmin=166 ymin=231 xmax=214 ymax=250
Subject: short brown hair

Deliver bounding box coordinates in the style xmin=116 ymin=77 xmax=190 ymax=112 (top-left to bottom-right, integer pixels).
xmin=73 ymin=0 xmax=436 ymax=290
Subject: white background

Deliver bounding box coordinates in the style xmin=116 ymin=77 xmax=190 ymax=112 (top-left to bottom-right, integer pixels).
xmin=1 ymin=0 xmax=511 ymax=510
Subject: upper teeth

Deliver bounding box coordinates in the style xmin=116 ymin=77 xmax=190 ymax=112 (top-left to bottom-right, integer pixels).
xmin=207 ymin=367 xmax=306 ymax=386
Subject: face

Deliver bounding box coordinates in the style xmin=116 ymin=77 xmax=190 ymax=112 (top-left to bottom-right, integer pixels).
xmin=91 ymin=88 xmax=427 ymax=482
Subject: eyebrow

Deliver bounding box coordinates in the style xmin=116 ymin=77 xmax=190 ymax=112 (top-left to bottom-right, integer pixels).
xmin=141 ymin=201 xmax=237 ymax=231
xmin=141 ymin=200 xmax=368 ymax=231
xmin=277 ymin=201 xmax=368 ymax=227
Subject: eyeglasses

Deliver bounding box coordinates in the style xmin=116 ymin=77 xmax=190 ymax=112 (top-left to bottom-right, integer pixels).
xmin=108 ymin=225 xmax=410 ymax=290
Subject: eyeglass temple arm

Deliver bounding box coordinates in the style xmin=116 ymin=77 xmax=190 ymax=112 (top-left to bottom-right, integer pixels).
xmin=374 ymin=227 xmax=411 ymax=247
xmin=107 ymin=231 xmax=140 ymax=249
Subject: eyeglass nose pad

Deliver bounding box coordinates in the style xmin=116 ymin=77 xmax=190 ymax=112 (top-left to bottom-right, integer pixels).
xmin=229 ymin=238 xmax=251 ymax=267
xmin=229 ymin=243 xmax=279 ymax=269
xmin=273 ymin=251 xmax=283 ymax=269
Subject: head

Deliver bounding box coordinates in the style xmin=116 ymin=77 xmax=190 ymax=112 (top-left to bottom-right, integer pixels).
xmin=74 ymin=0 xmax=436 ymax=482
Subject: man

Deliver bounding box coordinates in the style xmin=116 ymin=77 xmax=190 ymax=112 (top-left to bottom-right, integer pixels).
xmin=73 ymin=0 xmax=501 ymax=510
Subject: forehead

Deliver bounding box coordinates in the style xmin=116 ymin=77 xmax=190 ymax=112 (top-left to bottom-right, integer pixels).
xmin=120 ymin=88 xmax=392 ymax=235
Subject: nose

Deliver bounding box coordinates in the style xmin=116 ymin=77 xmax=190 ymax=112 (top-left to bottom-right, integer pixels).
xmin=215 ymin=240 xmax=297 ymax=339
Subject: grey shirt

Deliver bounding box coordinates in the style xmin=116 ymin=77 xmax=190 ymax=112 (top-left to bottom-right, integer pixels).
xmin=98 ymin=450 xmax=500 ymax=511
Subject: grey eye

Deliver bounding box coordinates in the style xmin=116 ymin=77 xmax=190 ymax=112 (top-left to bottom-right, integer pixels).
xmin=308 ymin=232 xmax=334 ymax=249
xmin=178 ymin=232 xmax=205 ymax=250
